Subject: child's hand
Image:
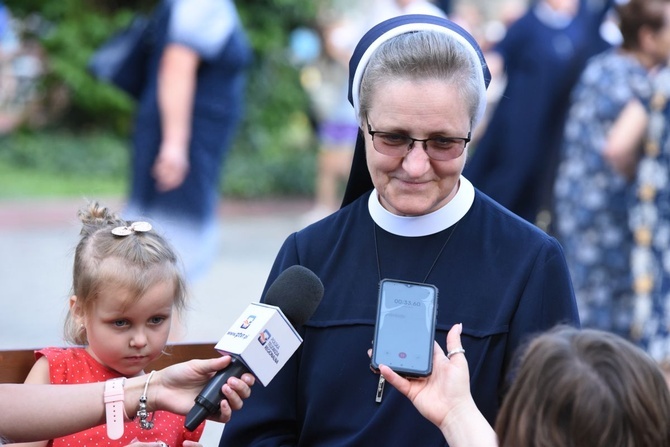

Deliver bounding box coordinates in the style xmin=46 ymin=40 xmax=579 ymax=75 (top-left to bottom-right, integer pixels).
xmin=182 ymin=441 xmax=202 ymax=447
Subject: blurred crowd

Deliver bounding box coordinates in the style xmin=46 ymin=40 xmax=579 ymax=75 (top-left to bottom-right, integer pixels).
xmin=0 ymin=1 xmax=43 ymax=134
xmin=5 ymin=0 xmax=670 ymax=371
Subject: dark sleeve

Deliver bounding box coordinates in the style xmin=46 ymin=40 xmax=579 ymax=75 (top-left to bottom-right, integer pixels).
xmin=507 ymin=236 xmax=580 ymax=359
xmin=218 ymin=234 xmax=302 ymax=447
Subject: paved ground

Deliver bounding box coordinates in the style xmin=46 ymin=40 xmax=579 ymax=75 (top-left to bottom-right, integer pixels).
xmin=0 ymin=196 xmax=314 ymax=445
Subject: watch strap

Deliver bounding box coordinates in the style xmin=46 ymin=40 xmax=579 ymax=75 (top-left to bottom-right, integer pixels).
xmin=104 ymin=377 xmax=126 ymax=440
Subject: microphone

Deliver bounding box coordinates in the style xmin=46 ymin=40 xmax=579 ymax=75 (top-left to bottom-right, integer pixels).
xmin=184 ymin=265 xmax=324 ymax=431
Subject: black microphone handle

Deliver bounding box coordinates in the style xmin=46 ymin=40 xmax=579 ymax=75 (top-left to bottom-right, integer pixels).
xmin=184 ymin=357 xmax=250 ymax=431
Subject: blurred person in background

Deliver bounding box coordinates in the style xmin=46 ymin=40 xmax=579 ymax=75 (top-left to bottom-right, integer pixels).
xmin=124 ymin=0 xmax=252 ymax=282
xmin=300 ymin=3 xmax=365 ymax=224
xmin=464 ymin=0 xmax=614 ymax=226
xmin=553 ymin=0 xmax=670 ymax=342
xmin=435 ymin=0 xmax=451 ymax=16
xmin=630 ymin=63 xmax=670 ymax=361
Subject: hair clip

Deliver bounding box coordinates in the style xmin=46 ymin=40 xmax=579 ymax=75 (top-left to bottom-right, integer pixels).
xmin=112 ymin=221 xmax=152 ymax=236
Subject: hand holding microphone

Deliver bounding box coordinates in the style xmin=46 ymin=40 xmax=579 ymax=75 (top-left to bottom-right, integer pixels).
xmin=184 ymin=265 xmax=324 ymax=430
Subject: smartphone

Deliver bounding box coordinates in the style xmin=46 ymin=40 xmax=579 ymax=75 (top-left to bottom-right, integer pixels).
xmin=371 ymin=279 xmax=438 ymax=377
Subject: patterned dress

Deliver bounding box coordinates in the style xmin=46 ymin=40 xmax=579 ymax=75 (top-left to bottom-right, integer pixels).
xmin=629 ymin=67 xmax=670 ymax=360
xmin=36 ymin=347 xmax=204 ymax=446
xmin=553 ymin=49 xmax=651 ymax=339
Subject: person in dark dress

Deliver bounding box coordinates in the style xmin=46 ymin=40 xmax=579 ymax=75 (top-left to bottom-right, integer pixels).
xmin=125 ymin=0 xmax=252 ymax=280
xmin=435 ymin=0 xmax=451 ymax=15
xmin=464 ymin=0 xmax=613 ymax=225
xmin=219 ymin=14 xmax=578 ymax=446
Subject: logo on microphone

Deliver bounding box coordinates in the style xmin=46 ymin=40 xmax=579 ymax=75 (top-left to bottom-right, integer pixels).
xmin=258 ymin=329 xmax=281 ymax=364
xmin=258 ymin=329 xmax=271 ymax=345
xmin=241 ymin=315 xmax=256 ymax=329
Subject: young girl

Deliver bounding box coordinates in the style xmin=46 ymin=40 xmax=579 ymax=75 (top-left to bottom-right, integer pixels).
xmin=12 ymin=202 xmax=204 ymax=447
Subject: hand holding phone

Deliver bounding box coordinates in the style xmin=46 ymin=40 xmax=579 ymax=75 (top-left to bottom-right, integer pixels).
xmin=371 ymin=279 xmax=438 ymax=377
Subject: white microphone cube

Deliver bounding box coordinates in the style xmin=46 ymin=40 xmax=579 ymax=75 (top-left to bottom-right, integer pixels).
xmin=214 ymin=302 xmax=303 ymax=386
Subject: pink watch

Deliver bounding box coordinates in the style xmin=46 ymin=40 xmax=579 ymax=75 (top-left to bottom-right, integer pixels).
xmin=104 ymin=378 xmax=126 ymax=440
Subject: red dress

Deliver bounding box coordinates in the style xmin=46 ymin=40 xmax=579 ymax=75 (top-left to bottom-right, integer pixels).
xmin=36 ymin=347 xmax=205 ymax=447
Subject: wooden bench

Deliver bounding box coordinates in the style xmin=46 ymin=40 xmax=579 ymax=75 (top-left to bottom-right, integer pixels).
xmin=0 ymin=343 xmax=218 ymax=383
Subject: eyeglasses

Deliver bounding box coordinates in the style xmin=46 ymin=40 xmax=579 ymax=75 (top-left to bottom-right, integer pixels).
xmin=366 ymin=115 xmax=470 ymax=161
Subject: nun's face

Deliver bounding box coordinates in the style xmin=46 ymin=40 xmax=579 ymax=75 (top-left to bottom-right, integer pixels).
xmin=364 ymin=78 xmax=470 ymax=216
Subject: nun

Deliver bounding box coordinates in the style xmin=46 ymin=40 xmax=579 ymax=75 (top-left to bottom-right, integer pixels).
xmin=220 ymin=14 xmax=579 ymax=446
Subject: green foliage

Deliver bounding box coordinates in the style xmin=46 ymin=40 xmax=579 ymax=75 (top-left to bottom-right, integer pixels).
xmin=0 ymin=163 xmax=126 ymax=199
xmin=0 ymin=130 xmax=128 ymax=175
xmin=0 ymin=130 xmax=129 ymax=199
xmin=223 ymin=112 xmax=316 ymax=198
xmin=0 ymin=126 xmax=315 ymax=199
xmin=3 ymin=0 xmax=321 ymax=198
xmin=5 ymin=0 xmax=153 ymax=133
xmin=224 ymin=0 xmax=319 ymax=196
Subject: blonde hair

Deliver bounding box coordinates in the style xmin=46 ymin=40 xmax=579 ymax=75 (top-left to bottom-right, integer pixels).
xmin=64 ymin=201 xmax=187 ymax=345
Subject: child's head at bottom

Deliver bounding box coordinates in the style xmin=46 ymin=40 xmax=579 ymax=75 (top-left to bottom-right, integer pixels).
xmin=64 ymin=201 xmax=187 ymax=377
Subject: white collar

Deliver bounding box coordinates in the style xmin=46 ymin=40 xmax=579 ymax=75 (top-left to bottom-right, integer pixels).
xmin=368 ymin=176 xmax=475 ymax=237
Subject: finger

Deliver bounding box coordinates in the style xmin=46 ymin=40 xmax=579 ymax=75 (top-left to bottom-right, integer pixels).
xmin=217 ymin=398 xmax=233 ymax=423
xmin=240 ymin=372 xmax=255 ymax=386
xmin=223 ymin=378 xmax=250 ymax=411
xmin=191 ymin=356 xmax=232 ymax=375
xmin=221 ymin=383 xmax=243 ymax=411
xmin=379 ymin=364 xmax=411 ymax=396
xmin=207 ymin=355 xmax=233 ymax=371
xmin=445 ymin=323 xmax=467 ymax=363
xmin=228 ymin=376 xmax=252 ymax=399
xmin=445 ymin=323 xmax=463 ymax=351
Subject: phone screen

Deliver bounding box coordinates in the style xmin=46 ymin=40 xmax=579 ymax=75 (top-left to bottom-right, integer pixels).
xmin=371 ymin=279 xmax=438 ymax=377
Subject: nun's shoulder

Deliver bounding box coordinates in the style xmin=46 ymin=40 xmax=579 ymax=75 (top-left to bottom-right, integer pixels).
xmin=296 ymin=195 xmax=370 ymax=242
xmin=468 ymin=190 xmax=558 ymax=243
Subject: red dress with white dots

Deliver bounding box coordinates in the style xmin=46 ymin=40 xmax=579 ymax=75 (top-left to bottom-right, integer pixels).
xmin=36 ymin=347 xmax=205 ymax=447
